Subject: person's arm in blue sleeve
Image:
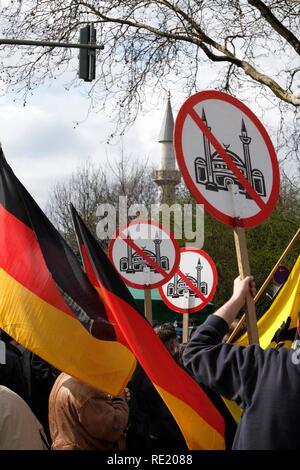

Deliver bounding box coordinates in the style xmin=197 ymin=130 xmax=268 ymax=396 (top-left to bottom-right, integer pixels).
xmin=183 ymin=277 xmax=263 ymax=407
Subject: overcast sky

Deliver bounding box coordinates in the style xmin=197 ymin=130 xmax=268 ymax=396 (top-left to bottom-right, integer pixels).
xmin=0 ymin=53 xmax=294 ymax=210
xmin=0 ymin=73 xmax=166 ymax=208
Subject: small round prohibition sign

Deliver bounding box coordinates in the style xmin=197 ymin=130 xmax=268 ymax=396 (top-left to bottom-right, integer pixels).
xmin=158 ymin=248 xmax=218 ymax=314
xmin=109 ymin=219 xmax=180 ymax=289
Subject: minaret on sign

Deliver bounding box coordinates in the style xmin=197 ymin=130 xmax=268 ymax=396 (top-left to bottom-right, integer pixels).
xmin=153 ymin=92 xmax=181 ymax=204
xmin=239 ymin=118 xmax=253 ymax=194
xmin=196 ymin=258 xmax=203 ymax=290
xmin=202 ymin=108 xmax=217 ymax=191
xmin=153 ymin=231 xmax=162 ymax=266
xmin=126 ymin=232 xmax=134 ymax=273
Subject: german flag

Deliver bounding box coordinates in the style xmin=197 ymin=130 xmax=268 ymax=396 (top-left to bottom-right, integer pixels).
xmin=71 ymin=205 xmax=225 ymax=450
xmin=0 ymin=148 xmax=136 ymax=395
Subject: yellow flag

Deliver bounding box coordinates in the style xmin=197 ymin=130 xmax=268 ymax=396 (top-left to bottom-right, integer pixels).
xmin=223 ymin=255 xmax=300 ymax=423
xmin=237 ymin=255 xmax=300 ymax=349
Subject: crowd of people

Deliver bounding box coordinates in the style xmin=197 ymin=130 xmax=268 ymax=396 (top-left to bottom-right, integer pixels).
xmin=0 ymin=276 xmax=299 ymax=450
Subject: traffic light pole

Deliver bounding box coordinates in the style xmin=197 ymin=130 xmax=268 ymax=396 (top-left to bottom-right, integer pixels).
xmin=0 ymin=38 xmax=103 ymax=50
xmin=0 ymin=25 xmax=102 ymax=82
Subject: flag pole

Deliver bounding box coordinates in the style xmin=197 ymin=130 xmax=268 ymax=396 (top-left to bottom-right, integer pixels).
xmin=227 ymin=227 xmax=300 ymax=343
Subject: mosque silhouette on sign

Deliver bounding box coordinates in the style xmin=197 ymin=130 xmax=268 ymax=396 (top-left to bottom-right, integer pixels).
xmin=167 ymin=258 xmax=207 ymax=298
xmin=194 ymin=109 xmax=266 ymax=198
xmin=120 ymin=232 xmax=169 ymax=274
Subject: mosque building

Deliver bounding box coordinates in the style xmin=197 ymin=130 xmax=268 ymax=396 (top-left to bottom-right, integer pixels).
xmin=194 ymin=109 xmax=266 ymax=198
xmin=166 ymin=258 xmax=207 ymax=298
xmin=119 ymin=232 xmax=169 ymax=274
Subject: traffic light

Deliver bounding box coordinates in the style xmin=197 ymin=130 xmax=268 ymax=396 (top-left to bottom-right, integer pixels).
xmin=79 ymin=24 xmax=96 ymax=82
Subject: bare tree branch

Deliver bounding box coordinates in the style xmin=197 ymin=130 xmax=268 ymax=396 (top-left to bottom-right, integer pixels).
xmin=247 ymin=0 xmax=300 ymax=54
xmin=46 ymin=154 xmax=158 ymax=249
xmin=1 ymin=1 xmax=300 ymax=158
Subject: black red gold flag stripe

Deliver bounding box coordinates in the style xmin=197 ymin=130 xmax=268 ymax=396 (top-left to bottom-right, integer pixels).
xmin=0 ymin=148 xmax=136 ymax=395
xmin=71 ymin=204 xmax=225 ymax=450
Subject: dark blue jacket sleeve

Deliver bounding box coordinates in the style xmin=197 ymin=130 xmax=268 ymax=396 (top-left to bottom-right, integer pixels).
xmin=183 ymin=315 xmax=265 ymax=408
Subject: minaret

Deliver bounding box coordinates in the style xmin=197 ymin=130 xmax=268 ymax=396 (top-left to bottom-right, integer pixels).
xmin=153 ymin=231 xmax=162 ymax=266
xmin=196 ymin=258 xmax=203 ymax=290
xmin=153 ymin=92 xmax=181 ymax=204
xmin=202 ymin=108 xmax=217 ymax=191
xmin=239 ymin=119 xmax=253 ymax=192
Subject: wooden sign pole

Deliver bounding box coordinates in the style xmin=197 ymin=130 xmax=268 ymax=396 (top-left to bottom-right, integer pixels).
xmin=182 ymin=312 xmax=190 ymax=343
xmin=182 ymin=290 xmax=190 ymax=343
xmin=228 ymin=183 xmax=259 ymax=344
xmin=144 ymin=289 xmax=153 ymax=325
xmin=227 ymin=227 xmax=300 ymax=343
xmin=233 ymin=226 xmax=259 ymax=344
xmin=142 ymin=266 xmax=153 ymax=324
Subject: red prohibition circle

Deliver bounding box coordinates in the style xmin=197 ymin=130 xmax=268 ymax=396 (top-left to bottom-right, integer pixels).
xmin=158 ymin=247 xmax=218 ymax=314
xmin=108 ymin=219 xmax=181 ymax=289
xmin=174 ymin=90 xmax=280 ymax=228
